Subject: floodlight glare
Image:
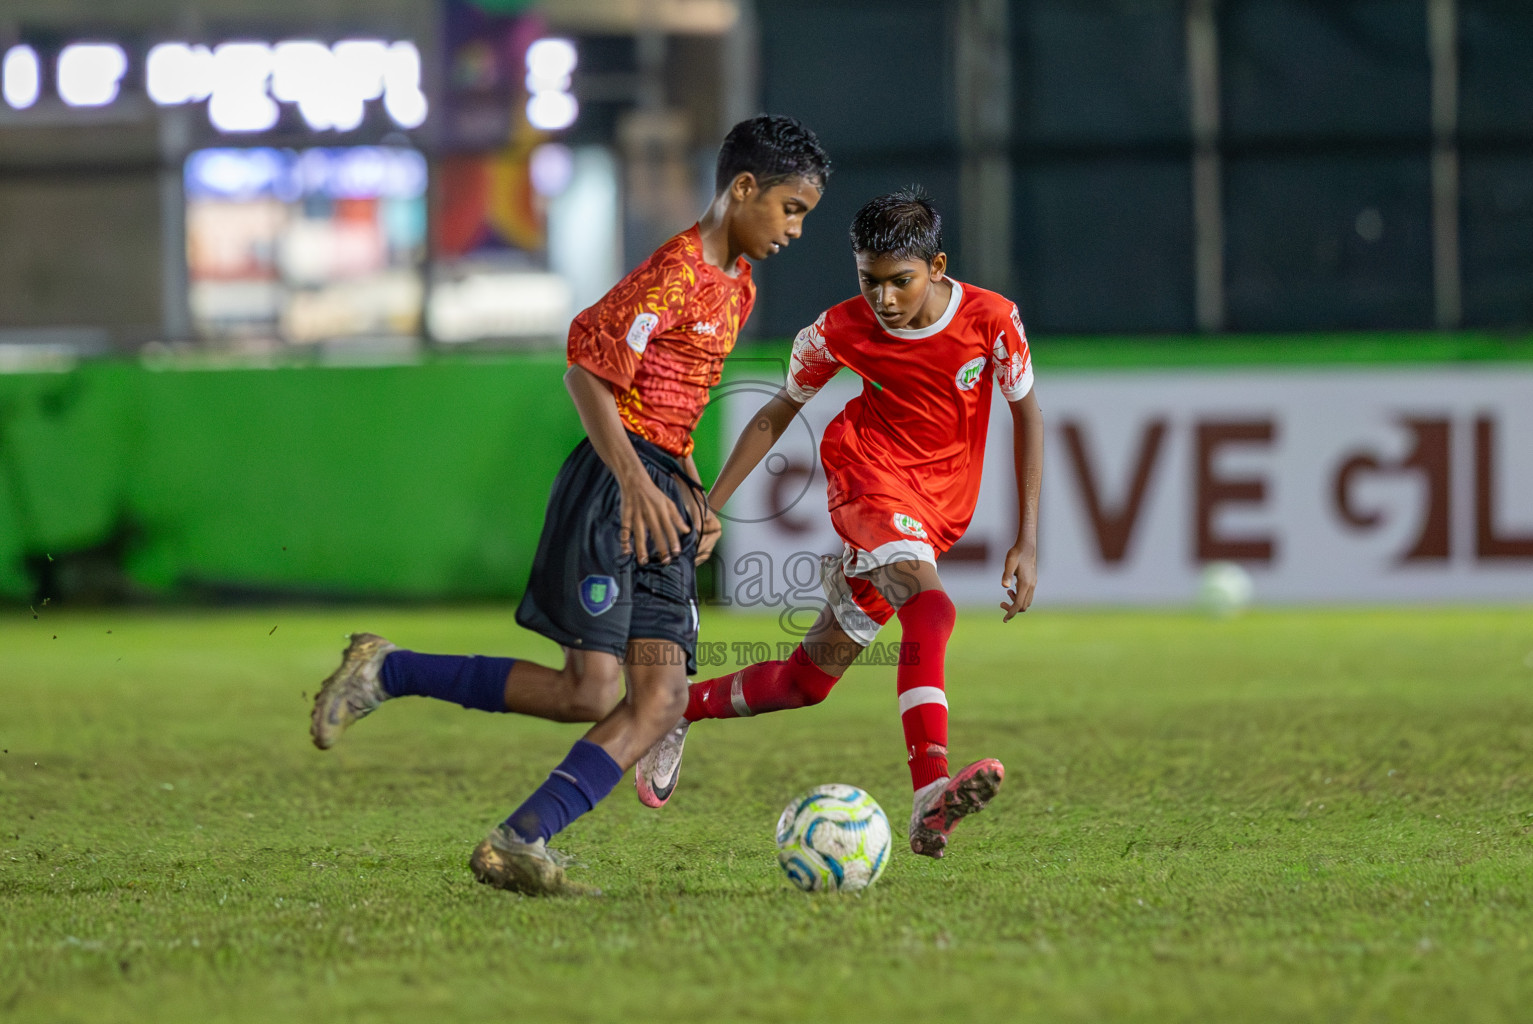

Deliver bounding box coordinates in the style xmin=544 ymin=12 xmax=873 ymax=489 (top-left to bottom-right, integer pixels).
xmin=327 ymin=94 xmax=366 ymax=133
xmin=384 ymin=86 xmax=428 ymax=129
xmin=272 ymin=41 xmax=344 ymax=130
xmin=525 ymin=38 xmax=576 ymax=92
xmin=16 ymin=33 xmax=426 ymax=133
xmin=58 ymin=43 xmax=128 ymax=107
xmin=383 ymin=41 xmax=422 ymax=88
xmin=209 ymin=42 xmax=278 ymax=133
xmin=527 ymin=91 xmax=578 ymax=131
xmin=333 ymin=40 xmax=387 ymax=101
xmin=147 ymin=43 xmax=214 ymax=105
xmin=382 ymin=42 xmax=427 ymax=129
xmin=271 ymin=40 xmax=331 ymax=104
xmin=2 ymin=45 xmax=41 ymax=110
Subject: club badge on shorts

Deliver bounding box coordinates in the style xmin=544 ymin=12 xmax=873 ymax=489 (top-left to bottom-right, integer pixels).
xmin=579 ymin=575 xmax=620 ymax=616
xmin=892 ymin=513 xmax=929 ymax=540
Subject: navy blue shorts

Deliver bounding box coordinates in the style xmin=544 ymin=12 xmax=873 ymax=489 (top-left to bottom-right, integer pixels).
xmin=515 ymin=433 xmax=701 ymax=674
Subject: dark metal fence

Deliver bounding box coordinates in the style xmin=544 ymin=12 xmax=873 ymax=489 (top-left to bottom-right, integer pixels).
xmin=754 ymin=0 xmax=1533 ymax=337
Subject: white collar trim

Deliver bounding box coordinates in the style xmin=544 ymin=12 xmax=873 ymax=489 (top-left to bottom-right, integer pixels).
xmin=882 ymin=280 xmax=963 ymax=340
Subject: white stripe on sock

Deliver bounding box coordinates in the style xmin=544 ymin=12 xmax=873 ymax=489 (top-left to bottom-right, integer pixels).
xmin=897 ymin=686 xmax=948 ymax=715
xmin=730 ymin=671 xmax=753 ymax=717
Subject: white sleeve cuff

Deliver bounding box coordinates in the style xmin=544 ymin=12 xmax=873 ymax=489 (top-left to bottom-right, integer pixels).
xmin=784 ymin=375 xmax=823 ymax=404
xmin=999 ymin=364 xmax=1034 ymax=402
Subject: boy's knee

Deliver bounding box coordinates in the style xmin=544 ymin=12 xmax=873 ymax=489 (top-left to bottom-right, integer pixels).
xmin=795 ymin=673 xmax=837 ymax=707
xmin=563 ymin=661 xmax=623 ymax=721
xmin=659 ymin=676 xmax=690 ymax=718
xmin=638 ymin=672 xmax=689 ymax=722
xmin=897 ymin=589 xmax=956 ymax=634
xmin=786 ymin=644 xmax=841 ymax=707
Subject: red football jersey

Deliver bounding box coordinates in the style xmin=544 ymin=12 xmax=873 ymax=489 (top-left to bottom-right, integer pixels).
xmin=568 ymin=225 xmax=755 ymax=457
xmin=785 ymin=280 xmax=1033 ymax=552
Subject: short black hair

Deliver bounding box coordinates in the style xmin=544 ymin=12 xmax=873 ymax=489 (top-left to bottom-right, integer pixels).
xmin=715 ymin=115 xmax=830 ymax=194
xmin=849 ymin=186 xmax=943 ymax=264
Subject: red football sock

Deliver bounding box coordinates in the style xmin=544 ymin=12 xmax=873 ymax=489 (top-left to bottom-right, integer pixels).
xmin=685 ymin=645 xmax=839 ymax=721
xmin=896 ymin=589 xmax=955 ymax=790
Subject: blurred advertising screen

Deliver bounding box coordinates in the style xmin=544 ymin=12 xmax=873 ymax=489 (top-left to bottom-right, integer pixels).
xmin=184 ymin=146 xmax=427 ymax=344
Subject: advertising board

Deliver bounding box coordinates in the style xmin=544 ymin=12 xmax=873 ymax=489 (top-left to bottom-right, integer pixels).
xmin=717 ymin=367 xmax=1533 ymax=607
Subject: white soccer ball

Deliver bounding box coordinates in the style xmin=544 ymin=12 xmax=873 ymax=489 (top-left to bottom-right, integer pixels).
xmin=1199 ymin=560 xmax=1254 ymax=617
xmin=775 ymin=784 xmax=892 ymax=894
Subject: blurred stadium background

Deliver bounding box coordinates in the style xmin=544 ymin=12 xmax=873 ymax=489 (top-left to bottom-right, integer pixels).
xmin=0 ymin=0 xmax=1529 ymax=609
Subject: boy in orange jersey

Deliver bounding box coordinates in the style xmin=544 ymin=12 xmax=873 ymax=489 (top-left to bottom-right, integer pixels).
xmin=637 ymin=187 xmax=1043 ymax=861
xmin=309 ymin=116 xmax=829 ymax=894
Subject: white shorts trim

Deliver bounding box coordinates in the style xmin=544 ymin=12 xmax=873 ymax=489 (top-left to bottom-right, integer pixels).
xmin=897 ymin=686 xmax=949 ymax=714
xmin=842 ymin=538 xmax=937 ymax=579
xmin=820 ymin=555 xmax=882 ymax=647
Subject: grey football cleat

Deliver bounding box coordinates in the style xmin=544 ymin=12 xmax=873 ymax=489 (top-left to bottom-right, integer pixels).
xmin=469 ymin=825 xmax=598 ymax=897
xmin=310 ymin=632 xmax=398 ymax=750
xmin=635 ymin=717 xmax=690 ymax=808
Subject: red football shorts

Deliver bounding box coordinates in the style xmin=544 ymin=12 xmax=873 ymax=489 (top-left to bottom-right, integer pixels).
xmin=820 ymin=495 xmax=948 ymax=646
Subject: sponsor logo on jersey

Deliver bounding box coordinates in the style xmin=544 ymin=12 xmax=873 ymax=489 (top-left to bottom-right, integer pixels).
xmin=954 ymin=355 xmax=986 ymax=391
xmin=1010 ymin=304 xmax=1024 ymax=334
xmin=893 ymin=513 xmax=929 ymax=540
xmin=626 ymin=312 xmax=660 ymax=353
xmin=579 ymin=575 xmax=620 ymax=616
xmin=691 ymin=321 xmax=719 ymax=336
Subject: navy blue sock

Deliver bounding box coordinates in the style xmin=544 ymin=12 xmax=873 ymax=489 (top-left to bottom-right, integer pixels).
xmin=379 ymin=651 xmax=513 ymax=713
xmin=504 ymin=739 xmax=624 ymax=843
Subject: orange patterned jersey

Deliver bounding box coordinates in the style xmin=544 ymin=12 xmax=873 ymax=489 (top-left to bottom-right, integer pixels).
xmin=567 ymin=225 xmax=755 ymax=457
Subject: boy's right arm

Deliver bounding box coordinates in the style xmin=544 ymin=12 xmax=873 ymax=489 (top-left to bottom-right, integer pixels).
xmin=708 ymin=314 xmax=839 ymax=511
xmin=564 ymin=364 xmax=689 ymax=565
xmin=708 ymin=388 xmax=804 ymax=510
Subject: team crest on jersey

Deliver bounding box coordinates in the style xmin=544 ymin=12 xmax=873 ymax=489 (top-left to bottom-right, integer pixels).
xmin=626 ymin=312 xmax=660 ymax=353
xmin=893 ymin=513 xmax=929 ymax=540
xmin=954 ymin=355 xmax=986 ymax=391
xmin=579 ymin=575 xmax=620 ymax=616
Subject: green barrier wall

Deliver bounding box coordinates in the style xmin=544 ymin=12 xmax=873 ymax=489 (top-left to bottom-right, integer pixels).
xmin=0 ymin=355 xmax=723 ymax=603
xmin=1 ymin=333 xmax=1527 ymax=603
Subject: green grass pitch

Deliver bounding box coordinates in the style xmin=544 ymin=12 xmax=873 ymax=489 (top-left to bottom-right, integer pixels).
xmin=3 ymin=605 xmax=1531 ymax=1022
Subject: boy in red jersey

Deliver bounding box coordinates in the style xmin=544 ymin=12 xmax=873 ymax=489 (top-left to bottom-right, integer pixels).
xmin=309 ymin=116 xmax=829 ymax=894
xmin=636 ymin=187 xmax=1043 ymax=860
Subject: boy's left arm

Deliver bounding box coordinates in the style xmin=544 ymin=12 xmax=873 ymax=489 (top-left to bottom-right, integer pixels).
xmin=1002 ymin=388 xmax=1043 ymax=622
